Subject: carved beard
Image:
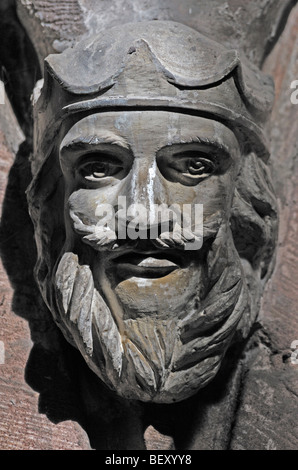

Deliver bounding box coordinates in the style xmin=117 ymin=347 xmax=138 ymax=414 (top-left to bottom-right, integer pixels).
xmin=53 ymin=221 xmax=247 ymax=403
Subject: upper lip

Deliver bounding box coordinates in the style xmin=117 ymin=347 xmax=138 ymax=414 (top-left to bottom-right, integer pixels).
xmin=109 ymin=250 xmax=183 ymax=268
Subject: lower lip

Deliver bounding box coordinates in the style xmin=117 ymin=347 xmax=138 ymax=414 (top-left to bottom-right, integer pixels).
xmin=112 ymin=255 xmax=180 ymax=279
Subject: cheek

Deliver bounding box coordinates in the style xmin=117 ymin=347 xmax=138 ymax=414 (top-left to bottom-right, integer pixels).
xmin=161 ymin=183 xmax=197 ymax=206
xmin=163 ymin=173 xmax=235 ymax=209
xmin=67 ymin=186 xmax=120 ymax=225
xmin=159 ymin=176 xmax=236 ymax=233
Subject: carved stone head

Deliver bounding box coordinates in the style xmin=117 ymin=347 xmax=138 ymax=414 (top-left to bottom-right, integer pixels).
xmin=27 ymin=21 xmax=278 ymax=403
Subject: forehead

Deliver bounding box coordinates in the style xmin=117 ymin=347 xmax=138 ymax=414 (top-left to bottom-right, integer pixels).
xmin=61 ymin=111 xmax=239 ymax=152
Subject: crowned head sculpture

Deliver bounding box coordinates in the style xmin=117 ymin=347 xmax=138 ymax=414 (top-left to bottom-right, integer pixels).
xmin=27 ymin=21 xmax=278 ymax=403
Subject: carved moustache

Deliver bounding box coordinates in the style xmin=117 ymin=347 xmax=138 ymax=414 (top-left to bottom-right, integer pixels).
xmin=68 ymin=203 xmax=220 ymax=253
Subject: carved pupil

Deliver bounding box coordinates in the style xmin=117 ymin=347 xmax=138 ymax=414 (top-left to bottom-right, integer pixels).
xmin=79 ymin=156 xmax=122 ymax=180
xmin=185 ymin=157 xmax=215 ymax=177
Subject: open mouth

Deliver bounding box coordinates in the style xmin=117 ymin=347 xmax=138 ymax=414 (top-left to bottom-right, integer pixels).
xmin=111 ymin=251 xmax=181 ymax=279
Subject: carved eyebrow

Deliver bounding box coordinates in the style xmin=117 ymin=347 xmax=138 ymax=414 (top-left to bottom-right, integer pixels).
xmin=60 ymin=132 xmax=130 ymax=152
xmin=167 ymin=136 xmax=231 ymax=155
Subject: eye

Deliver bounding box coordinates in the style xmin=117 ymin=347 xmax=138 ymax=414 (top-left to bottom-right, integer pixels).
xmin=77 ymin=154 xmax=124 ymax=181
xmin=185 ymin=157 xmax=215 ymax=177
xmin=156 ymin=149 xmax=219 ymax=186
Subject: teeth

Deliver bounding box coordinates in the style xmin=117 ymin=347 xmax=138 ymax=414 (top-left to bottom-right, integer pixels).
xmin=137 ymin=257 xmax=177 ymax=268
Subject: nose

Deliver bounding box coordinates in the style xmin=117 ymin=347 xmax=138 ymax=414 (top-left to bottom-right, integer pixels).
xmin=115 ymin=159 xmax=175 ymax=238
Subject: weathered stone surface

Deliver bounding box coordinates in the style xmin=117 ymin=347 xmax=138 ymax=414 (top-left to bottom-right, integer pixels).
xmin=229 ymin=5 xmax=298 ymax=450
xmin=0 ymin=86 xmax=24 ymax=155
xmin=17 ymin=0 xmax=296 ymax=67
xmin=229 ymin=347 xmax=298 ymax=450
xmin=17 ymin=0 xmax=87 ymax=66
xmin=0 ymin=1 xmax=41 ymax=136
xmin=144 ymin=426 xmax=174 ymax=451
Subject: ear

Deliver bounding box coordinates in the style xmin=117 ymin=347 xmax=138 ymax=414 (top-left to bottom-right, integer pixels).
xmin=231 ymin=152 xmax=278 ymax=278
xmin=27 ymin=150 xmax=66 ymax=298
xmin=230 ymin=152 xmax=278 ymax=335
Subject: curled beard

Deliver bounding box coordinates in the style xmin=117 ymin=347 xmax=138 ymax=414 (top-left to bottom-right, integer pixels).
xmin=53 ymin=222 xmax=248 ymax=403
